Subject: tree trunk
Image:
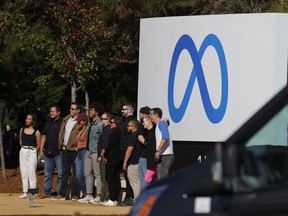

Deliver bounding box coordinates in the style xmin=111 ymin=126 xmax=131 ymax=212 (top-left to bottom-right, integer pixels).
xmin=71 ymin=82 xmax=77 ymax=103
xmin=85 ymin=89 xmax=89 ymax=114
xmin=0 ymin=121 xmax=6 ymax=179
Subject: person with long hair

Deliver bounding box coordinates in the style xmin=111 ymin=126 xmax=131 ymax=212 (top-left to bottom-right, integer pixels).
xmin=75 ymin=112 xmax=89 ymax=199
xmin=18 ymin=113 xmax=41 ymax=199
xmin=102 ymin=116 xmax=123 ymax=206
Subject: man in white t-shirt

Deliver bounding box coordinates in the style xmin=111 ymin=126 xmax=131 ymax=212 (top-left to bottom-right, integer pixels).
xmin=150 ymin=107 xmax=174 ymax=179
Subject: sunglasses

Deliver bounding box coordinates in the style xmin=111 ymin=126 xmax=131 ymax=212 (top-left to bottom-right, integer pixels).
xmin=110 ymin=121 xmax=115 ymax=124
xmin=101 ymin=117 xmax=108 ymax=121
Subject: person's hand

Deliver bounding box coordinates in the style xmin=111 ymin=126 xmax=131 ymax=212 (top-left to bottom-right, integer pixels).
xmin=161 ymin=118 xmax=170 ymax=125
xmin=40 ymin=151 xmax=44 ymax=160
xmin=123 ymin=163 xmax=127 ymax=171
xmin=97 ymin=156 xmax=102 ymax=162
xmin=155 ymin=151 xmax=160 ymax=160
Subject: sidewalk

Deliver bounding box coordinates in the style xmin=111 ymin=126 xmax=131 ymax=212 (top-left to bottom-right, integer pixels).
xmin=0 ymin=194 xmax=131 ymax=215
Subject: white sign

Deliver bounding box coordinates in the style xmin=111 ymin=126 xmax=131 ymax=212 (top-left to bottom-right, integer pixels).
xmin=138 ymin=13 xmax=288 ymax=142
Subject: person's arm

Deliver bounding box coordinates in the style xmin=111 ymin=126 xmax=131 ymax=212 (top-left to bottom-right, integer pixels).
xmin=161 ymin=117 xmax=170 ymax=126
xmin=137 ymin=124 xmax=146 ymax=145
xmin=97 ymin=148 xmax=106 ymax=162
xmin=40 ymin=135 xmax=46 ymax=159
xmin=155 ymin=139 xmax=167 ymax=160
xmin=100 ymin=149 xmax=105 ymax=157
xmin=35 ymin=130 xmax=41 ymax=151
xmin=155 ymin=121 xmax=169 ymax=160
xmin=138 ymin=135 xmax=145 ymax=145
xmin=123 ymin=146 xmax=134 ymax=171
xmin=19 ymin=128 xmax=23 ymax=146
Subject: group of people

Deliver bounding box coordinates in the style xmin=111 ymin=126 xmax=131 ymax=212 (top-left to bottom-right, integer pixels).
xmin=17 ymin=101 xmax=174 ymax=207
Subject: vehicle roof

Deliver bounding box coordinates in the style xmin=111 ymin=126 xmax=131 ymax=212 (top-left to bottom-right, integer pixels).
xmin=226 ymin=85 xmax=288 ymax=143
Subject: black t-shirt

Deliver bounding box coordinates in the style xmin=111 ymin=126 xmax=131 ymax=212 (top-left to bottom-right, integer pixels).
xmin=127 ymin=131 xmax=140 ymax=165
xmin=137 ymin=124 xmax=147 ymax=158
xmin=121 ymin=115 xmax=137 ymax=152
xmin=146 ymin=125 xmax=157 ymax=169
xmin=42 ymin=117 xmax=63 ymax=157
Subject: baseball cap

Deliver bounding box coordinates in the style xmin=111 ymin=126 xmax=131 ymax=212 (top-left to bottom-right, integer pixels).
xmin=139 ymin=106 xmax=151 ymax=115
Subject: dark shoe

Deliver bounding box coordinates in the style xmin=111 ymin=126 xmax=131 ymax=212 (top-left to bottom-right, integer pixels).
xmin=50 ymin=191 xmax=58 ymax=196
xmin=117 ymin=197 xmax=134 ymax=206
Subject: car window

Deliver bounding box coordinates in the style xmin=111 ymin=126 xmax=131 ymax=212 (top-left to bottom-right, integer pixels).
xmin=238 ymin=105 xmax=288 ymax=189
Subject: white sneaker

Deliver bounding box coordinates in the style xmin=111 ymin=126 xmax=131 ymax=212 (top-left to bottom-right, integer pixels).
xmin=51 ymin=195 xmax=65 ymax=201
xmin=71 ymin=196 xmax=78 ymax=201
xmin=78 ymin=195 xmax=93 ymax=204
xmin=99 ymin=200 xmax=107 ymax=205
xmin=101 ymin=199 xmax=118 ymax=206
xmin=18 ymin=193 xmax=27 ymax=199
xmin=88 ymin=196 xmax=101 ymax=204
xmin=99 ymin=200 xmax=108 ymax=205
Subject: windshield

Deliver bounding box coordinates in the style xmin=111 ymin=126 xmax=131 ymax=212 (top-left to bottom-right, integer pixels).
xmin=238 ymin=104 xmax=288 ymax=189
xmin=246 ymin=105 xmax=288 ymax=147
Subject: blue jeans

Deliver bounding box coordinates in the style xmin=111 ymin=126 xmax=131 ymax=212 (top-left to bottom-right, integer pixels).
xmin=59 ymin=150 xmax=78 ymax=198
xmin=75 ymin=149 xmax=86 ymax=197
xmin=138 ymin=157 xmax=148 ymax=190
xmin=44 ymin=154 xmax=62 ymax=196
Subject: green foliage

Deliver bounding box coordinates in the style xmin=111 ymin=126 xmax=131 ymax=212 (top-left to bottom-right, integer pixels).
xmin=273 ymin=0 xmax=288 ymax=12
xmin=38 ymin=81 xmax=68 ymax=108
xmin=0 ymin=0 xmax=287 ymax=122
xmin=39 ymin=1 xmax=110 ymax=87
xmin=0 ymin=12 xmax=28 ymax=37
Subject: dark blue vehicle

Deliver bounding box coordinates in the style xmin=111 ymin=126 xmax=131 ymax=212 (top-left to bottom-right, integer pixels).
xmin=131 ymin=85 xmax=288 ymax=215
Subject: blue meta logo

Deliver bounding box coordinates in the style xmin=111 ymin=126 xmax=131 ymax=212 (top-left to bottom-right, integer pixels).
xmin=168 ymin=34 xmax=228 ymax=124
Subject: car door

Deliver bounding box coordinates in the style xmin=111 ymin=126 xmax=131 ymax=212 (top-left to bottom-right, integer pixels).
xmin=223 ymin=97 xmax=288 ymax=215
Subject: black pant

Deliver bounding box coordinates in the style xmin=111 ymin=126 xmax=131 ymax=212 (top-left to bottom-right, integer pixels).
xmin=105 ymin=161 xmax=121 ymax=202
xmin=59 ymin=150 xmax=78 ymax=198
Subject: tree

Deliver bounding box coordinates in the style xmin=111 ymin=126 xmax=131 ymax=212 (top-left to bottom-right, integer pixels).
xmin=0 ymin=7 xmax=67 ymax=127
xmin=1 ymin=0 xmax=286 ymax=121
xmin=22 ymin=1 xmax=111 ymax=107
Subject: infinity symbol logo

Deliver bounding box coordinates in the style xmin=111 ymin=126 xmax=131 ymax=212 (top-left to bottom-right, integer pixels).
xmin=168 ymin=34 xmax=228 ymax=124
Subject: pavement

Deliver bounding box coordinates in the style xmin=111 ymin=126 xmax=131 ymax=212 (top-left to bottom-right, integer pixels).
xmin=0 ymin=193 xmax=131 ymax=215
